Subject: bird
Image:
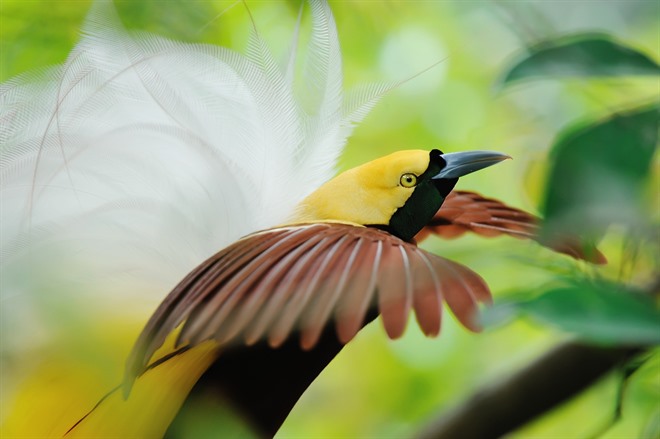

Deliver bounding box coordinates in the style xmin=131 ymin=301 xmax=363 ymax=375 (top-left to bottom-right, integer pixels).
xmin=61 ymin=147 xmax=603 ymax=439
xmin=0 ymin=1 xmax=604 ymax=437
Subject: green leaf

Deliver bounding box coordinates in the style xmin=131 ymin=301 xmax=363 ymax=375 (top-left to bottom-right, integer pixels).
xmin=541 ymin=103 xmax=659 ymax=240
xmin=500 ymin=34 xmax=660 ymax=86
xmin=482 ymin=282 xmax=660 ymax=346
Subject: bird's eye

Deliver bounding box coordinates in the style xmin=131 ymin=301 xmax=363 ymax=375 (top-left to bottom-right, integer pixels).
xmin=399 ymin=173 xmax=417 ymax=188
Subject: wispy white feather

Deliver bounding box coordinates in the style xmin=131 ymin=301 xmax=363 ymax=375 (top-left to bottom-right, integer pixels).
xmin=0 ymin=1 xmax=384 ymax=355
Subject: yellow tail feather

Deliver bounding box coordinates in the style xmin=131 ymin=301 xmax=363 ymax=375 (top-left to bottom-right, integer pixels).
xmin=2 ymin=332 xmax=217 ymax=439
xmin=66 ymin=343 xmax=218 ymax=438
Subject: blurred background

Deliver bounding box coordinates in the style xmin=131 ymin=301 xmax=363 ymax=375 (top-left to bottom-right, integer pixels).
xmin=2 ymin=1 xmax=658 ymax=437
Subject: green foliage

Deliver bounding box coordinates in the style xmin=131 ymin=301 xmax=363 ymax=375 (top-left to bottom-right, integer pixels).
xmin=491 ymin=20 xmax=659 ymax=438
xmin=541 ymin=104 xmax=659 ymax=240
xmin=492 ymin=25 xmax=659 ymax=351
xmin=483 ymin=282 xmax=660 ymax=345
xmin=500 ymin=34 xmax=660 ymax=86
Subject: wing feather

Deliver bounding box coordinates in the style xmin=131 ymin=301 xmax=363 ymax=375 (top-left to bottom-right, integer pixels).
xmin=299 ymin=238 xmax=363 ymax=349
xmin=215 ymin=231 xmax=327 ymax=344
xmin=418 ymin=191 xmax=606 ymax=263
xmin=267 ymin=234 xmax=353 ymax=348
xmin=376 ymin=244 xmax=413 ymax=339
xmin=334 ymin=240 xmax=382 ymax=344
xmin=169 ymin=232 xmax=282 ymax=346
xmin=126 ymin=223 xmax=493 ymax=379
xmin=128 ymin=230 xmax=284 ymax=376
xmin=181 ymin=226 xmax=316 ymax=345
xmin=428 ymin=257 xmax=488 ymax=332
xmin=446 ymin=258 xmax=492 ymax=305
xmin=411 ymin=249 xmax=443 ymax=337
xmin=243 ymin=235 xmax=340 ymax=345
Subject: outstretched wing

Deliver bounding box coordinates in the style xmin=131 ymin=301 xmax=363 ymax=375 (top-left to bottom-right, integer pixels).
xmin=127 ymin=223 xmax=491 ymax=379
xmin=417 ymin=191 xmax=606 ymax=264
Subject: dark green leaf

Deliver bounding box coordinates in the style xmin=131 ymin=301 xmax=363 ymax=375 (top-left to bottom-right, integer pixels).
xmin=541 ymin=103 xmax=659 ymax=240
xmin=482 ymin=283 xmax=660 ymax=345
xmin=520 ymin=284 xmax=660 ymax=345
xmin=500 ymin=34 xmax=660 ymax=86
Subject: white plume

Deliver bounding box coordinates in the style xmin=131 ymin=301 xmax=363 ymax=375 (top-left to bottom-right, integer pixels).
xmin=0 ymin=0 xmax=384 ymax=355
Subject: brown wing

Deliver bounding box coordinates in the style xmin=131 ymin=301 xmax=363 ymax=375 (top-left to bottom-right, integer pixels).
xmin=416 ymin=191 xmax=606 ymax=264
xmin=127 ymin=223 xmax=491 ymax=378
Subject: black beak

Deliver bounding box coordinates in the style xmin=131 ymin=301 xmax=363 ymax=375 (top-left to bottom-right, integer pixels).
xmin=432 ymin=150 xmax=511 ymax=180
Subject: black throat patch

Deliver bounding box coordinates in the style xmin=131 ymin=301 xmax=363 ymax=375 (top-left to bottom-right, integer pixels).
xmin=386 ymin=150 xmax=457 ymax=242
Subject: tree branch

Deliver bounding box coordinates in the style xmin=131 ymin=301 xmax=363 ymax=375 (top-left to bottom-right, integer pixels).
xmin=416 ymin=342 xmax=641 ymax=439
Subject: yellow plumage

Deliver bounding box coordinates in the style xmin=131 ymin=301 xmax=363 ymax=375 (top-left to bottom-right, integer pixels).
xmin=1 ymin=320 xmax=217 ymax=438
xmin=294 ymin=150 xmax=431 ymax=225
xmin=66 ymin=344 xmax=217 ymax=439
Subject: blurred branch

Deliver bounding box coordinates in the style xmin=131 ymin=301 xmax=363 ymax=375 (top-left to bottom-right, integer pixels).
xmin=416 ymin=342 xmax=640 ymax=439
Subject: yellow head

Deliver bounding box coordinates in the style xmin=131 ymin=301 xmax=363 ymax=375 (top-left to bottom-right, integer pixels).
xmin=294 ymin=149 xmax=509 ymax=241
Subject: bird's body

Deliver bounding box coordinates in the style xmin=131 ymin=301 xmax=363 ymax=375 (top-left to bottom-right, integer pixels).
xmin=0 ymin=1 xmax=604 ymax=438
xmin=62 ymin=147 xmax=512 ymax=438
xmin=125 ymin=147 xmax=509 ymax=373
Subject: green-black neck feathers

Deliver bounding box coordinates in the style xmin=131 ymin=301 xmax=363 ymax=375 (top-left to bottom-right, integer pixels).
xmin=387 ymin=149 xmax=456 ymax=241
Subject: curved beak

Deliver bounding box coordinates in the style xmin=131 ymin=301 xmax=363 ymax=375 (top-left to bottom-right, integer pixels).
xmin=432 ymin=150 xmax=511 ymax=180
